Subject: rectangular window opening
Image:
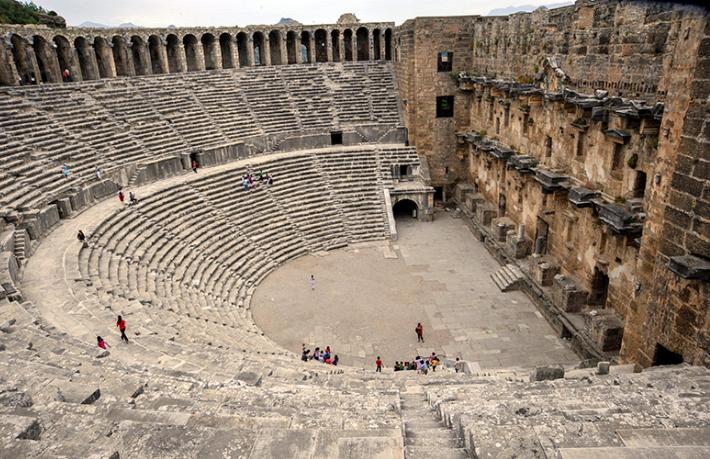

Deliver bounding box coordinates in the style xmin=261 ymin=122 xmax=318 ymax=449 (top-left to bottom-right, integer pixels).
xmin=330 ymin=131 xmax=343 ymax=145
xmin=437 ymin=51 xmax=453 ymax=72
xmin=436 ymin=96 xmax=454 ymax=118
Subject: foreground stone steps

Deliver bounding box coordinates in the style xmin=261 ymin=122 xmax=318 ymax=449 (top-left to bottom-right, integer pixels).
xmin=490 ymin=263 xmax=524 ymax=292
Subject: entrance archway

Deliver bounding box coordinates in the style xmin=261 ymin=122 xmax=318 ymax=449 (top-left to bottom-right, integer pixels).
xmin=393 ymin=199 xmax=418 ymax=219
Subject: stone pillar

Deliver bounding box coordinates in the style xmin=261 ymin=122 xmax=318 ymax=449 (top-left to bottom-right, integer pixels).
xmin=212 ymin=42 xmax=223 ymax=69
xmin=308 ymin=31 xmax=316 ymax=64
xmin=326 ymin=30 xmax=333 ymax=62
xmin=247 ymin=37 xmax=255 ymax=66
xmin=378 ymin=32 xmax=385 ymax=61
xmin=38 ymin=42 xmax=62 ymax=83
xmin=0 ymin=42 xmax=20 ymax=85
xmin=175 ymin=43 xmax=188 ymax=73
xmin=280 ymin=35 xmax=287 ymax=65
xmin=156 ymin=39 xmax=170 ymax=73
xmin=517 ymin=224 xmax=525 ymax=241
xmin=135 ymin=42 xmax=151 ymax=76
xmin=23 ymin=40 xmax=42 ymax=83
xmin=263 ymin=37 xmax=271 ymax=66
xmin=228 ymin=36 xmax=239 ymax=68
xmin=350 ymin=35 xmax=357 ymax=62
xmin=368 ymin=30 xmax=374 ymax=61
xmin=104 ymin=43 xmax=118 ymax=77
xmin=194 ymin=43 xmax=206 ymax=71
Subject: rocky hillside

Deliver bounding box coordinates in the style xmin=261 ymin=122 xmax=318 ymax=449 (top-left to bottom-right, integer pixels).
xmin=0 ymin=0 xmax=65 ymax=27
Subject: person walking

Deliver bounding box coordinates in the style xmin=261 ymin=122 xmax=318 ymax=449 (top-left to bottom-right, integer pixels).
xmin=97 ymin=336 xmax=110 ymax=350
xmin=62 ymin=68 xmax=71 ymax=82
xmin=191 ymin=159 xmax=199 ymax=173
xmin=430 ymin=352 xmax=440 ymax=372
xmin=77 ymin=230 xmax=86 ymax=243
xmin=454 ymin=357 xmax=464 ymax=373
xmin=332 ymin=355 xmax=339 ymax=366
xmin=309 ymin=274 xmax=316 ymax=291
xmin=415 ymin=322 xmax=424 ymax=342
xmin=129 ymin=192 xmax=139 ymax=205
xmin=116 ymin=315 xmax=129 ymax=343
xmin=375 ymin=356 xmax=383 ymax=372
xmin=118 ymin=190 xmax=125 ymax=204
xmin=95 ymin=166 xmax=102 ymax=180
xmin=62 ymin=164 xmax=69 ymax=178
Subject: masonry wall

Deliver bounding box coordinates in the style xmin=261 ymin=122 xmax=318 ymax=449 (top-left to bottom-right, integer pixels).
xmin=395 ymin=0 xmax=710 ymax=367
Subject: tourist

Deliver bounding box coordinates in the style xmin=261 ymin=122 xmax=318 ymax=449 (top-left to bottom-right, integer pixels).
xmin=77 ymin=230 xmax=86 ymax=243
xmin=324 ymin=355 xmax=332 ymax=364
xmin=97 ymin=336 xmax=110 ymax=350
xmin=309 ymin=274 xmax=316 ymax=291
xmin=375 ymin=356 xmax=383 ymax=372
xmin=116 ymin=315 xmax=129 ymax=343
xmin=332 ymin=355 xmax=339 ymax=366
xmin=430 ymin=352 xmax=440 ymax=372
xmin=62 ymin=164 xmax=69 ymax=179
xmin=312 ymin=347 xmax=321 ymax=361
xmin=118 ymin=190 xmax=125 ymax=204
xmin=95 ymin=166 xmax=102 ymax=180
xmin=454 ymin=357 xmax=464 ymax=373
xmin=191 ymin=159 xmax=199 ymax=173
xmin=415 ymin=322 xmax=424 ymax=342
xmin=301 ymin=344 xmax=310 ymax=361
xmin=129 ymin=192 xmax=139 ymax=205
xmin=420 ymin=359 xmax=429 ymax=375
xmin=62 ymin=68 xmax=71 ymax=82
xmin=266 ymin=173 xmax=273 ymax=187
xmin=241 ymin=175 xmax=249 ymax=192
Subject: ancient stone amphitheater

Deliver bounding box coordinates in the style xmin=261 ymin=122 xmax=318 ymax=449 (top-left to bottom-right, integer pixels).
xmin=0 ymin=2 xmax=709 ymax=458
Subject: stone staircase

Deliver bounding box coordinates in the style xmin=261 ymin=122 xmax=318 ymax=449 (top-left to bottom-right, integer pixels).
xmin=401 ymin=385 xmax=467 ymax=458
xmin=490 ymin=263 xmax=524 ymax=292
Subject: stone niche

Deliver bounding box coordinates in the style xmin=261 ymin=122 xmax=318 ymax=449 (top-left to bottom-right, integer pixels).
xmin=531 ymin=257 xmax=560 ymax=286
xmin=465 ymin=193 xmax=485 ymax=213
xmin=552 ymin=274 xmax=588 ymax=313
xmin=584 ymin=310 xmax=624 ymax=352
xmin=476 ymin=202 xmax=497 ymax=226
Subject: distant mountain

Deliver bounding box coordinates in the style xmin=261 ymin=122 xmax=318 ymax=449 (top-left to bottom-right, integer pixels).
xmin=78 ymin=21 xmax=142 ymax=28
xmin=487 ymin=2 xmax=572 ymax=16
xmin=277 ymin=17 xmax=300 ymax=26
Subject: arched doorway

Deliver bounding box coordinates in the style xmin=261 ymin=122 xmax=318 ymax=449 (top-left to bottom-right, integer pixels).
xmin=356 ymin=27 xmax=369 ymax=61
xmin=166 ymin=34 xmax=181 ymax=73
xmin=252 ymin=32 xmax=265 ymax=66
xmin=286 ymin=31 xmax=298 ymax=64
xmin=219 ymin=33 xmax=234 ymax=68
xmin=393 ymin=199 xmax=418 ymax=219
xmin=32 ymin=35 xmax=60 ymax=83
xmin=301 ymin=31 xmax=311 ymax=63
xmin=331 ymin=30 xmax=340 ymax=62
xmin=384 ymin=29 xmax=392 ymax=60
xmin=343 ymin=29 xmax=353 ymax=61
xmin=372 ymin=29 xmax=381 ymax=60
xmin=314 ymin=29 xmax=327 ymax=62
xmin=269 ymin=30 xmax=282 ymax=65
xmin=112 ymin=36 xmax=132 ymax=76
xmin=236 ymin=32 xmax=249 ymax=67
xmin=183 ymin=34 xmax=200 ymax=71
xmin=148 ymin=35 xmax=166 ymax=74
xmin=201 ymin=33 xmax=218 ymax=70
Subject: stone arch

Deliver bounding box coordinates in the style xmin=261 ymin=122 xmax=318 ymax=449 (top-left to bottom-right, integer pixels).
xmin=314 ymin=29 xmax=327 ymax=62
xmin=74 ymin=36 xmax=97 ymax=80
xmin=53 ymin=35 xmax=77 ymax=81
xmin=331 ymin=30 xmax=340 ymax=62
xmin=32 ymin=35 xmax=61 ymax=83
xmin=219 ymin=33 xmax=234 ymax=68
xmin=236 ymin=32 xmax=249 ymax=67
xmin=130 ymin=35 xmax=150 ymax=76
xmin=166 ymin=34 xmax=182 ymax=73
xmin=252 ymin=31 xmax=265 ymax=65
xmin=384 ymin=28 xmax=392 ymax=60
xmin=286 ymin=31 xmax=298 ymax=64
xmin=372 ymin=28 xmax=381 ymax=60
xmin=201 ymin=33 xmax=218 ymax=70
xmin=393 ymin=198 xmax=418 ymax=219
xmin=94 ymin=36 xmax=115 ymax=78
xmin=183 ymin=34 xmax=200 ymax=71
xmin=301 ymin=31 xmax=311 ymax=63
xmin=112 ymin=35 xmax=132 ymax=76
xmin=148 ymin=35 xmax=166 ymax=74
xmin=10 ymin=34 xmax=36 ymax=84
xmin=269 ymin=30 xmax=282 ymax=65
xmin=356 ymin=27 xmax=369 ymax=61
xmin=343 ymin=29 xmax=353 ymax=61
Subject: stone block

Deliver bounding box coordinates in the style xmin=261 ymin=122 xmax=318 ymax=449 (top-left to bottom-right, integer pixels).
xmin=506 ymin=232 xmax=532 ymax=259
xmin=454 ymin=182 xmax=475 ymax=203
xmin=55 ymin=198 xmax=72 ymax=219
xmin=464 ymin=193 xmax=485 ymax=213
xmin=89 ymin=180 xmax=119 ymax=201
xmin=0 ymin=414 xmax=41 ymax=441
xmin=476 ymin=202 xmax=496 ymax=226
xmin=37 ymin=205 xmax=60 ymax=235
xmin=531 ymin=259 xmax=560 ymax=286
xmin=552 ymin=274 xmax=588 ymax=313
xmin=68 ymin=187 xmax=91 ymax=213
xmin=585 ymin=311 xmax=625 ymax=352
xmin=54 ymin=384 xmax=101 ymax=405
xmin=597 ymin=361 xmax=610 ymax=375
xmin=235 ymin=371 xmax=262 ymax=386
xmin=529 ymin=365 xmax=564 ymax=382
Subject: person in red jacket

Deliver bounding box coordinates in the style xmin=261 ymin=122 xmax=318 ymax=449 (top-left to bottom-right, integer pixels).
xmin=118 ymin=190 xmax=125 ymax=204
xmin=375 ymin=356 xmax=383 ymax=372
xmin=116 ymin=315 xmax=129 ymax=343
xmin=97 ymin=336 xmax=110 ymax=350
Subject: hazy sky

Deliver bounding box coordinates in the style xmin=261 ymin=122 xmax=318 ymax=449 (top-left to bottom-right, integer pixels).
xmin=34 ymin=0 xmax=560 ymax=27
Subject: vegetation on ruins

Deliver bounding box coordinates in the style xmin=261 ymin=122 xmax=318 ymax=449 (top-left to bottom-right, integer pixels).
xmin=627 ymin=153 xmax=638 ymax=169
xmin=0 ymin=0 xmax=65 ymax=27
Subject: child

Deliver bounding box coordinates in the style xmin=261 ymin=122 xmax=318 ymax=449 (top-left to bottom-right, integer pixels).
xmin=375 ymin=356 xmax=383 ymax=372
xmin=97 ymin=336 xmax=109 ymax=350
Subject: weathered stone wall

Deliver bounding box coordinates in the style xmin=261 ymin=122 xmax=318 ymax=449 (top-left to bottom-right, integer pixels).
xmin=394 ymin=17 xmax=474 ymax=188
xmin=395 ymin=0 xmax=709 ymax=367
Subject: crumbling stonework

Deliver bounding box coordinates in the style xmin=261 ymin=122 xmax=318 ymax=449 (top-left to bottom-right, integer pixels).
xmin=396 ymin=0 xmax=709 ymax=368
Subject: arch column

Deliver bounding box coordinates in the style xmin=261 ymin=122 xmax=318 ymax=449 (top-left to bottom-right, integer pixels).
xmin=193 ymin=43 xmax=206 ymax=71
xmin=308 ymin=31 xmax=316 ymax=64
xmin=280 ymin=35 xmax=288 ymax=66
xmin=228 ymin=36 xmax=239 ymax=69
xmin=0 ymin=42 xmax=20 ymax=85
xmin=153 ymin=38 xmax=169 ymax=73
xmin=18 ymin=38 xmax=42 ymax=83
xmin=36 ymin=41 xmax=62 ymax=82
xmin=368 ymin=30 xmax=375 ymax=62
xmin=212 ymin=42 xmax=223 ymax=69
xmin=350 ymin=36 xmax=357 ymax=62
xmin=262 ymin=37 xmax=271 ymax=66
xmin=129 ymin=41 xmax=150 ymax=76
xmin=339 ymin=35 xmax=346 ymax=64
xmin=378 ymin=32 xmax=385 ymax=61
xmin=247 ymin=37 xmax=255 ymax=66
xmin=175 ymin=43 xmax=188 ymax=72
xmin=326 ymin=30 xmax=333 ymax=62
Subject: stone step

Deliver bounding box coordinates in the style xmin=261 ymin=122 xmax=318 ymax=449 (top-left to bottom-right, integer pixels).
xmin=559 ymin=446 xmax=710 ymax=459
xmin=618 ymin=428 xmax=710 ymax=447
xmin=405 ymin=445 xmax=469 ymax=459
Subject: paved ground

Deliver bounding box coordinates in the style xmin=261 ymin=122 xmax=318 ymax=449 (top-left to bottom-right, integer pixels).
xmin=252 ymin=211 xmax=579 ymax=371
